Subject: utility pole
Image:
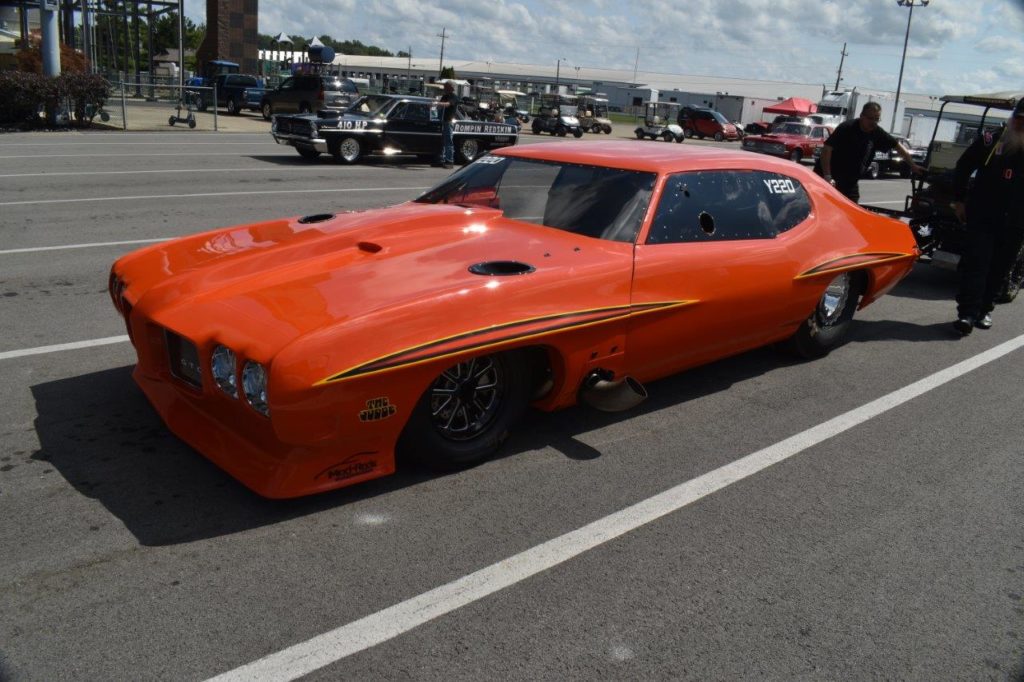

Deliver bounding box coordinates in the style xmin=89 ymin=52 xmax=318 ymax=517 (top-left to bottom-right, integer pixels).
xmin=632 ymin=47 xmax=639 ymax=85
xmin=834 ymin=42 xmax=847 ymax=91
xmin=437 ymin=27 xmax=448 ymax=77
xmin=406 ymin=45 xmax=411 ymax=90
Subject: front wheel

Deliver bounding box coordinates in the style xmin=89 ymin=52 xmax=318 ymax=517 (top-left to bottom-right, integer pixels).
xmin=572 ymin=128 xmax=583 ymax=138
xmin=261 ymin=102 xmax=273 ymax=121
xmin=226 ymin=98 xmax=238 ymax=115
xmin=331 ymin=136 xmax=363 ymax=164
xmin=714 ymin=131 xmax=724 ymax=142
xmin=784 ymin=272 xmax=862 ymax=359
xmin=635 ymin=128 xmax=645 ymax=140
xmin=556 ymin=126 xmax=567 ymax=137
xmin=866 ymin=162 xmax=880 ymax=179
xmin=684 ymin=128 xmax=694 ymax=138
xmin=397 ymin=351 xmax=534 ymax=470
xmin=457 ymin=137 xmax=480 ymax=164
xmin=603 ymin=124 xmax=612 ymax=134
xmin=662 ymin=131 xmax=674 ymax=142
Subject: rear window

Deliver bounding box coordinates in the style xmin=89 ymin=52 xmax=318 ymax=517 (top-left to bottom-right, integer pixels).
xmin=647 ymin=170 xmax=811 ymax=244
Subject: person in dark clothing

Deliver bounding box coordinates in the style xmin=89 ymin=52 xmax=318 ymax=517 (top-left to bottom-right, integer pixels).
xmin=819 ymin=102 xmax=924 ymax=202
xmin=434 ymin=81 xmax=458 ymax=169
xmin=950 ymin=99 xmax=1024 ymax=336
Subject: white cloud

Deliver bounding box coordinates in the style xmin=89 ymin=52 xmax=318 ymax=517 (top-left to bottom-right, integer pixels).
xmin=187 ymin=0 xmax=1024 ymax=95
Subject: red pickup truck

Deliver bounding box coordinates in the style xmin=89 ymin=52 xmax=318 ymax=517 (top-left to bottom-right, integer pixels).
xmin=740 ymin=122 xmax=832 ymax=163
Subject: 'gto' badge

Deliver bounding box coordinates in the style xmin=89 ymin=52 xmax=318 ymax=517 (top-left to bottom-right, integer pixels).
xmin=359 ymin=396 xmax=397 ymax=422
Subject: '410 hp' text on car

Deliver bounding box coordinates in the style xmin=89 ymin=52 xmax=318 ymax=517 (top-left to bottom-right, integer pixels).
xmin=109 ymin=142 xmax=918 ymax=498
xmin=272 ymin=94 xmax=519 ymax=164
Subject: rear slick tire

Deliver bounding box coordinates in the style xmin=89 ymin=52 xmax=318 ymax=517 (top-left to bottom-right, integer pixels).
xmin=783 ymin=272 xmax=863 ymax=359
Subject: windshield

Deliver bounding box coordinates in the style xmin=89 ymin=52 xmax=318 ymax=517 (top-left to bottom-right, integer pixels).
xmin=346 ymin=95 xmax=395 ymax=116
xmin=774 ymin=123 xmax=811 ymax=136
xmin=711 ymin=111 xmax=729 ymax=124
xmin=415 ymin=156 xmax=657 ymax=243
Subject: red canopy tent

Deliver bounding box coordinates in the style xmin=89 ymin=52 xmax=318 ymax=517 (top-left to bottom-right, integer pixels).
xmin=762 ymin=97 xmax=818 ymax=115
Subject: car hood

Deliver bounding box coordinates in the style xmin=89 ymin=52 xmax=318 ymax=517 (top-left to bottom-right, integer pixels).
xmin=117 ymin=203 xmax=633 ymax=369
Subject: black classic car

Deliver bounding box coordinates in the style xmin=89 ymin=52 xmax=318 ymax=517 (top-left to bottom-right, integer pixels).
xmin=271 ymin=94 xmax=519 ymax=164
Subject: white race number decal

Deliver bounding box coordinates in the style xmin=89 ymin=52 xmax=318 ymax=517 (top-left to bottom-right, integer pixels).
xmin=763 ymin=178 xmax=796 ymax=194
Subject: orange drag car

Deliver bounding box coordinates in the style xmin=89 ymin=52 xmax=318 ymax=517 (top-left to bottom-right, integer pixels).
xmin=109 ymin=141 xmax=918 ymax=498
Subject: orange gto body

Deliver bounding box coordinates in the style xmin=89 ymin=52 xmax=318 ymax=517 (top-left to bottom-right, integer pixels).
xmin=110 ymin=141 xmax=918 ymax=498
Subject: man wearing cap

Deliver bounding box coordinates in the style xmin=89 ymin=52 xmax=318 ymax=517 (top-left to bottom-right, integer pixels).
xmin=819 ymin=101 xmax=925 ymax=203
xmin=950 ymin=98 xmax=1024 ymax=335
xmin=433 ymin=81 xmax=458 ymax=169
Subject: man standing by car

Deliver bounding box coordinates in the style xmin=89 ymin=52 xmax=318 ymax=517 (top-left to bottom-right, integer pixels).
xmin=819 ymin=102 xmax=924 ymax=202
xmin=434 ymin=81 xmax=458 ymax=169
xmin=950 ymin=99 xmax=1024 ymax=336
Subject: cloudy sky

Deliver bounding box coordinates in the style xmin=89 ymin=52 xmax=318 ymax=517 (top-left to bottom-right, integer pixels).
xmin=190 ymin=0 xmax=1024 ymax=95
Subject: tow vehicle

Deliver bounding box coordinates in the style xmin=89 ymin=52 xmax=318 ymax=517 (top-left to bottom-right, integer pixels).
xmin=869 ymin=91 xmax=1024 ymax=301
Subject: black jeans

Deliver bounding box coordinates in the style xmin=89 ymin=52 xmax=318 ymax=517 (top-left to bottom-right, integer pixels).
xmin=834 ymin=178 xmax=860 ymax=204
xmin=956 ymin=216 xmax=1024 ymax=318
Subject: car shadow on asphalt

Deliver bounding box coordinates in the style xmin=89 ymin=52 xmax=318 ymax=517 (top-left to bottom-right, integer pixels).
xmin=30 ymin=347 xmax=792 ymax=547
xmin=248 ymin=154 xmax=444 ymax=170
xmin=886 ymin=261 xmax=958 ymax=302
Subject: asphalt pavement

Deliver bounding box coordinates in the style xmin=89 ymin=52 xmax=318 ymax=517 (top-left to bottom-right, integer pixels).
xmin=0 ymin=131 xmax=1022 ymax=681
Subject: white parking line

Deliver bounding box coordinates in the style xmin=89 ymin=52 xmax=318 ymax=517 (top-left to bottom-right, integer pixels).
xmin=0 ymin=187 xmax=426 ymax=207
xmin=0 ymin=238 xmax=168 ymax=255
xmin=0 ymin=335 xmax=129 ymax=361
xmin=0 ymin=168 xmax=339 ymax=179
xmin=206 ymin=333 xmax=1024 ymax=682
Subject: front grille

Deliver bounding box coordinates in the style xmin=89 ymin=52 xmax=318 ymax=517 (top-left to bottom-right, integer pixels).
xmin=165 ymin=330 xmax=202 ymax=389
xmin=276 ymin=118 xmax=314 ymax=137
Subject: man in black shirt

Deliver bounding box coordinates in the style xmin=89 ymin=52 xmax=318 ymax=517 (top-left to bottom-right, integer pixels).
xmin=819 ymin=102 xmax=924 ymax=202
xmin=950 ymin=99 xmax=1024 ymax=335
xmin=434 ymin=80 xmax=458 ymax=169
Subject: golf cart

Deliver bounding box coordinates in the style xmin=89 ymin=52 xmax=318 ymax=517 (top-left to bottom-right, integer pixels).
xmin=577 ymin=95 xmax=613 ymax=134
xmin=872 ymin=91 xmax=1024 ymax=302
xmin=496 ymin=89 xmax=530 ymax=124
xmin=634 ymin=102 xmax=684 ymax=142
xmin=531 ymin=94 xmax=584 ymax=137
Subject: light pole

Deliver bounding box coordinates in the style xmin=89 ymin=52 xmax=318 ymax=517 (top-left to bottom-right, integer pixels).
xmin=892 ymin=0 xmax=928 ymax=131
xmin=574 ymin=65 xmax=581 ymax=93
xmin=554 ymin=57 xmax=566 ymax=93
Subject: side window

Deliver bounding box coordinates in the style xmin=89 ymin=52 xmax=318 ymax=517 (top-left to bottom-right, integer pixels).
xmin=811 ymin=127 xmax=824 ymax=139
xmin=389 ymin=102 xmax=409 ymax=119
xmin=647 ymin=170 xmax=810 ymax=244
xmin=759 ymin=172 xmax=811 ymax=233
xmin=279 ymin=77 xmax=294 ymax=91
xmin=405 ymin=103 xmax=430 ymax=122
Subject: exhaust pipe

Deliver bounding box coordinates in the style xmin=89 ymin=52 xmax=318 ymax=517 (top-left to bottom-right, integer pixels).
xmin=579 ymin=370 xmax=647 ymax=412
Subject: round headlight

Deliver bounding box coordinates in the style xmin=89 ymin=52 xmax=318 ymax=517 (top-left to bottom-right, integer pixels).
xmin=211 ymin=345 xmax=237 ymax=398
xmin=242 ymin=361 xmax=269 ymax=416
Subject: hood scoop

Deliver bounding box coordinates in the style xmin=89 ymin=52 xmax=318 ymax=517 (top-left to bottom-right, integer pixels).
xmin=468 ymin=260 xmax=535 ymax=276
xmin=298 ymin=213 xmax=335 ymax=224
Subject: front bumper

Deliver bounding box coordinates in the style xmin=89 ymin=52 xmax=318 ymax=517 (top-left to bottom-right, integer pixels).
xmin=272 ymin=133 xmax=329 ymax=153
